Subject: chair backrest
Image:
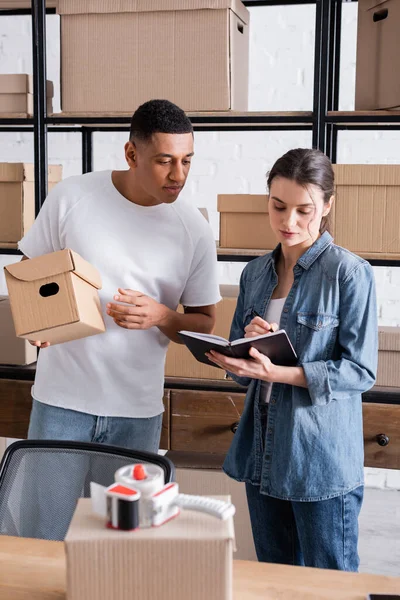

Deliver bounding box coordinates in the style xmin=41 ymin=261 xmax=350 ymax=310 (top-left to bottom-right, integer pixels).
xmin=0 ymin=439 xmax=175 ymax=541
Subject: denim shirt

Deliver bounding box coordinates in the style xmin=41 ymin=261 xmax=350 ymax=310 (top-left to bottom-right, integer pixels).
xmin=223 ymin=232 xmax=378 ymax=501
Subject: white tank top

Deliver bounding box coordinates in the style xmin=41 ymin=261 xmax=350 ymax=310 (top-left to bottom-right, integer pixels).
xmin=259 ymin=297 xmax=287 ymax=404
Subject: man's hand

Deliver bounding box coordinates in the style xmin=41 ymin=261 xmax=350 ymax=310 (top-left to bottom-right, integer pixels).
xmin=244 ymin=317 xmax=279 ymax=338
xmin=106 ymin=289 xmax=168 ymax=330
xmin=28 ymin=340 xmax=50 ymax=348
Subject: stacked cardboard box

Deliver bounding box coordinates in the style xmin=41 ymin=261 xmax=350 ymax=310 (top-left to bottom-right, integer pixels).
xmin=355 ymin=0 xmax=400 ymax=110
xmin=0 ymin=296 xmax=36 ymax=365
xmin=57 ymin=0 xmax=249 ymax=113
xmin=0 ymin=75 xmax=54 ymax=115
xmin=0 ymin=163 xmax=62 ymax=249
xmin=217 ymin=165 xmax=400 ymax=259
xmin=165 ymin=285 xmax=239 ymax=380
xmin=377 ymin=327 xmax=400 ymax=387
xmin=0 ymin=1 xmax=57 ymax=7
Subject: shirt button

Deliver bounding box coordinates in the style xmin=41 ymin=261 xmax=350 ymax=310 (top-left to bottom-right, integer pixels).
xmin=283 ymin=308 xmax=288 ymax=313
xmin=270 ymin=398 xmax=276 ymax=404
xmin=268 ymin=428 xmax=273 ymax=435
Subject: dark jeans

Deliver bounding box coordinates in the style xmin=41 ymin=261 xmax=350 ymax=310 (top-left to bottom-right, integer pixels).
xmin=246 ymin=402 xmax=364 ymax=571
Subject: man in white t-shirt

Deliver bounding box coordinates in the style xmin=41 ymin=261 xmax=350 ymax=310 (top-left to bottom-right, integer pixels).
xmin=19 ymin=99 xmax=221 ymax=454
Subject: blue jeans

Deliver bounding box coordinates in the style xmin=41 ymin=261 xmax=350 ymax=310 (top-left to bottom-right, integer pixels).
xmin=246 ymin=482 xmax=364 ymax=571
xmin=28 ymin=399 xmax=163 ymax=453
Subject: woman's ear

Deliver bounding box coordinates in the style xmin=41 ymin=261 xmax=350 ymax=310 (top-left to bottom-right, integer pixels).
xmin=323 ymin=195 xmax=334 ymax=217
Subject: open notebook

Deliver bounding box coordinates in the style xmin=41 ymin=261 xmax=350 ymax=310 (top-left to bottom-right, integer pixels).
xmin=178 ymin=329 xmax=297 ymax=369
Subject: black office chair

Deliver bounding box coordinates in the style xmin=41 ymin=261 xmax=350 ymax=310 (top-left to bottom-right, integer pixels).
xmin=0 ymin=439 xmax=175 ymax=541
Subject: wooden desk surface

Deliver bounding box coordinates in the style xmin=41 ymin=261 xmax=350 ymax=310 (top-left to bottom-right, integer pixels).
xmin=0 ymin=536 xmax=399 ymax=599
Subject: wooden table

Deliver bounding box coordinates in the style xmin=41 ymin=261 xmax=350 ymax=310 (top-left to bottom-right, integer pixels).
xmin=0 ymin=536 xmax=399 ymax=599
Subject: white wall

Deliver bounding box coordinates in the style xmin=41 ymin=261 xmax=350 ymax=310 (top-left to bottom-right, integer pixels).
xmin=0 ymin=3 xmax=399 ymax=488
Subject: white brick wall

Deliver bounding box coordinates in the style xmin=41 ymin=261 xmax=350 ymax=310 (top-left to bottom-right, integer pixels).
xmin=0 ymin=4 xmax=399 ymax=489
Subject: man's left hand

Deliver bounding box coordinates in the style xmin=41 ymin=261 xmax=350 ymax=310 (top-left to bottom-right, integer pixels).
xmin=107 ymin=288 xmax=168 ymax=330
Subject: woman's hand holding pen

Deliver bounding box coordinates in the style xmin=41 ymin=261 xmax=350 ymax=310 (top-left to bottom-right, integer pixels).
xmin=244 ymin=311 xmax=279 ymax=339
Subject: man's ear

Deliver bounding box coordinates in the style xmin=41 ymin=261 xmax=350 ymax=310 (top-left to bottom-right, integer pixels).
xmin=125 ymin=141 xmax=137 ymax=168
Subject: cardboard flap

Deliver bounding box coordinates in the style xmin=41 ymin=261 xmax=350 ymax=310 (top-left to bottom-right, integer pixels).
xmin=0 ymin=163 xmax=62 ymax=183
xmin=57 ymin=0 xmax=249 ymax=23
xmin=218 ymin=194 xmax=269 ymax=214
xmin=4 ymin=249 xmax=102 ymax=290
xmin=378 ymin=326 xmax=400 ymax=351
xmin=333 ymin=165 xmax=400 ymax=186
xmin=359 ymin=0 xmax=388 ymax=12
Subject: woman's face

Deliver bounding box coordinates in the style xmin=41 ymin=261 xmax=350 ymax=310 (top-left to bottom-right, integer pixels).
xmin=268 ymin=176 xmax=332 ymax=250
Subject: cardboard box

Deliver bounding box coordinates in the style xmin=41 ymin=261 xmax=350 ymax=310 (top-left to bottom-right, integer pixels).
xmin=218 ymin=194 xmax=276 ymax=250
xmin=0 ymin=163 xmax=62 ymax=248
xmin=165 ymin=285 xmax=239 ymax=380
xmin=0 ymin=1 xmax=57 ymax=7
xmin=0 ymin=74 xmax=54 ymax=97
xmin=65 ymin=497 xmax=234 ymax=600
xmin=377 ymin=327 xmax=400 ymax=387
xmin=0 ymin=93 xmax=53 ymax=115
xmin=332 ymin=165 xmax=400 ymax=256
xmin=4 ymin=249 xmax=106 ymax=345
xmin=175 ymin=464 xmax=256 ymax=561
xmin=0 ymin=296 xmax=37 ymax=365
xmin=355 ymin=0 xmax=400 ymax=110
xmin=57 ymin=0 xmax=249 ymax=113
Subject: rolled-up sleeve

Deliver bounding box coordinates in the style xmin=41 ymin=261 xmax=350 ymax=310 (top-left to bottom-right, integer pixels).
xmin=302 ymin=262 xmax=378 ymax=406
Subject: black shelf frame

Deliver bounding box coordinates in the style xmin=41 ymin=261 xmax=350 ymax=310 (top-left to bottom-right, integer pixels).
xmin=0 ymin=0 xmax=400 ymax=267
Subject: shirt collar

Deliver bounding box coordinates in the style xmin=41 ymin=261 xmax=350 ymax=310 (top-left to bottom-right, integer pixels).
xmin=266 ymin=231 xmax=333 ymax=271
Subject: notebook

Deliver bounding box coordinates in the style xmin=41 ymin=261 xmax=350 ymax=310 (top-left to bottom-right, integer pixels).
xmin=178 ymin=329 xmax=297 ymax=369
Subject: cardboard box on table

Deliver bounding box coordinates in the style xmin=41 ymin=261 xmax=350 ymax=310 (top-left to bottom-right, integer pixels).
xmin=4 ymin=249 xmax=105 ymax=345
xmin=65 ymin=497 xmax=235 ymax=600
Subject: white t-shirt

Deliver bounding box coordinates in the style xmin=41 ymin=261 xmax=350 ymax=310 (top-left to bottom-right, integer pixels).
xmin=259 ymin=297 xmax=287 ymax=405
xmin=18 ymin=170 xmax=221 ymax=418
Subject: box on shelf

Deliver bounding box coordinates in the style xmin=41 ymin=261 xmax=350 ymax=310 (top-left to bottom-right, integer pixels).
xmin=65 ymin=497 xmax=235 ymax=600
xmin=0 ymin=1 xmax=57 ymax=7
xmin=0 ymin=296 xmax=37 ymax=365
xmin=332 ymin=165 xmax=400 ymax=257
xmin=0 ymin=163 xmax=62 ymax=249
xmin=0 ymin=74 xmax=54 ymax=115
xmin=165 ymin=285 xmax=239 ymax=380
xmin=355 ymin=0 xmax=400 ymax=110
xmin=218 ymin=194 xmax=275 ymax=250
xmin=377 ymin=327 xmax=400 ymax=387
xmin=57 ymin=0 xmax=249 ymax=113
xmin=4 ymin=249 xmax=106 ymax=345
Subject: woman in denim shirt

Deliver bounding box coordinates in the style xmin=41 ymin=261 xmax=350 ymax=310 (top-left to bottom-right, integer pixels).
xmin=207 ymin=149 xmax=378 ymax=571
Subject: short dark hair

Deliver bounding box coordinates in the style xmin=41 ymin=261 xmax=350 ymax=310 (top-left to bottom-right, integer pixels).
xmin=267 ymin=148 xmax=334 ymax=234
xmin=129 ymin=99 xmax=193 ymax=142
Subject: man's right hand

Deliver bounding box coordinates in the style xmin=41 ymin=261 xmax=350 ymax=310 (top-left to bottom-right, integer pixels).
xmin=28 ymin=340 xmax=51 ymax=348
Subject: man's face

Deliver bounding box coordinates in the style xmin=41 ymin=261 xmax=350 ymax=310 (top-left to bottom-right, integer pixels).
xmin=126 ymin=132 xmax=194 ymax=204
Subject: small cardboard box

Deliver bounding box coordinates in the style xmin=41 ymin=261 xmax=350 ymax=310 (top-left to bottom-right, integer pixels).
xmin=377 ymin=327 xmax=400 ymax=387
xmin=4 ymin=249 xmax=106 ymax=345
xmin=57 ymin=0 xmax=249 ymax=113
xmin=165 ymin=285 xmax=239 ymax=380
xmin=0 ymin=296 xmax=37 ymax=365
xmin=65 ymin=497 xmax=234 ymax=600
xmin=355 ymin=0 xmax=400 ymax=110
xmin=218 ymin=194 xmax=276 ymax=250
xmin=332 ymin=165 xmax=400 ymax=257
xmin=0 ymin=74 xmax=54 ymax=114
xmin=0 ymin=163 xmax=62 ymax=249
